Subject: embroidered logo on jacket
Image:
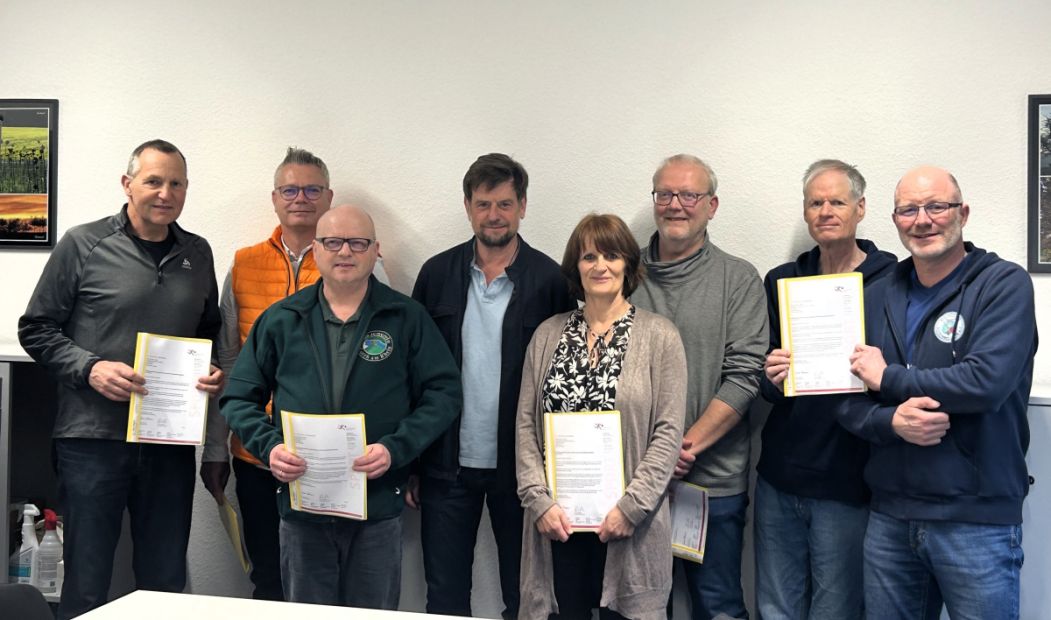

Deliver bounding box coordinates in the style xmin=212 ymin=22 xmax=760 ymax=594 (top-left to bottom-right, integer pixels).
xmin=360 ymin=331 xmax=393 ymax=361
xmin=933 ymin=311 xmax=965 ymax=344
xmin=181 ymin=258 xmax=192 ymax=270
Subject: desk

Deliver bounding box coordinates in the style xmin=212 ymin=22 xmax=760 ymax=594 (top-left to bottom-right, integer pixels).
xmin=79 ymin=590 xmax=454 ymax=619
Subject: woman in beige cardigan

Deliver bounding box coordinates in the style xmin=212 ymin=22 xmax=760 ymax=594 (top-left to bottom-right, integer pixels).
xmin=516 ymin=214 xmax=687 ymax=620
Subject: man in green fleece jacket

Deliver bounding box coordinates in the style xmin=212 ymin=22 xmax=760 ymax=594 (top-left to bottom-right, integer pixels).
xmin=220 ymin=205 xmax=462 ymax=610
xmin=633 ymin=154 xmax=768 ymax=620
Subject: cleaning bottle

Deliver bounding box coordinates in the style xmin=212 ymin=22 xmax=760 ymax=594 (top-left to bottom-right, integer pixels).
xmin=7 ymin=503 xmax=40 ymax=584
xmin=35 ymin=509 xmax=62 ymax=593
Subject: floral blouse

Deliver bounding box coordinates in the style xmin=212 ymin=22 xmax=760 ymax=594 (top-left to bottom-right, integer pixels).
xmin=541 ymin=306 xmax=636 ymax=413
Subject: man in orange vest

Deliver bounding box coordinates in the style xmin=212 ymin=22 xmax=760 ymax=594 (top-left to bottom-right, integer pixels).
xmin=200 ymin=147 xmax=386 ymax=600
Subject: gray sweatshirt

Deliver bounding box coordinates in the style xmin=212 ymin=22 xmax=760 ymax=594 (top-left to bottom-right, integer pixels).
xmin=632 ymin=232 xmax=768 ymax=495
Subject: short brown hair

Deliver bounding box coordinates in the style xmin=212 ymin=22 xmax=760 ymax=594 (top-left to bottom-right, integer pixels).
xmin=561 ymin=213 xmax=644 ymax=301
xmin=462 ymin=153 xmax=528 ymax=201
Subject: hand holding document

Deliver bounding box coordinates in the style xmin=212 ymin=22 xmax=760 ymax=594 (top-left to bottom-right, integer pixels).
xmin=281 ymin=411 xmax=367 ymax=520
xmin=670 ymin=480 xmax=709 ymax=563
xmin=126 ymin=332 xmax=212 ymax=444
xmin=777 ymin=273 xmax=866 ymax=396
xmin=543 ymin=411 xmax=625 ymax=531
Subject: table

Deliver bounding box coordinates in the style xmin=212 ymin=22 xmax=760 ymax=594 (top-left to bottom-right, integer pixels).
xmin=80 ymin=590 xmax=456 ymax=619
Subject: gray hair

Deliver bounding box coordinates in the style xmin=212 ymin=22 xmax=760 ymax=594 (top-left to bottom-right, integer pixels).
xmin=126 ymin=139 xmax=186 ymax=177
xmin=802 ymin=159 xmax=865 ymax=200
xmin=652 ymin=154 xmax=718 ymax=195
xmin=274 ymin=147 xmax=330 ymax=186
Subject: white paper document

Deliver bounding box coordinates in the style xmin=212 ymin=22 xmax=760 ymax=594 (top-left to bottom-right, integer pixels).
xmin=126 ymin=332 xmax=212 ymax=444
xmin=543 ymin=411 xmax=625 ymax=530
xmin=281 ymin=411 xmax=367 ymax=520
xmin=670 ymin=480 xmax=709 ymax=563
xmin=777 ymin=272 xmax=866 ymax=396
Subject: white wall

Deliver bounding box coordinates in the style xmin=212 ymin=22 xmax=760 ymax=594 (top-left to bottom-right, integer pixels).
xmin=3 ymin=0 xmax=1050 ymax=615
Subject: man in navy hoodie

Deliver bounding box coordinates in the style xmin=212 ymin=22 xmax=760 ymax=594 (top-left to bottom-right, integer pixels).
xmin=844 ymin=166 xmax=1036 ymax=619
xmin=758 ymin=159 xmax=895 ymax=619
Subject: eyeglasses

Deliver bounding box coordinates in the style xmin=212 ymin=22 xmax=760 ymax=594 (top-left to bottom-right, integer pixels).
xmin=892 ymin=202 xmax=962 ymax=219
xmin=315 ymin=237 xmax=374 ymax=253
xmin=276 ymin=185 xmax=326 ymax=201
xmin=652 ymin=190 xmax=711 ymax=207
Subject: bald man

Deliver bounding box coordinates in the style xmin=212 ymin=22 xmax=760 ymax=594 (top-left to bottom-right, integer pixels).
xmin=840 ymin=167 xmax=1037 ymax=619
xmin=220 ymin=205 xmax=461 ymax=609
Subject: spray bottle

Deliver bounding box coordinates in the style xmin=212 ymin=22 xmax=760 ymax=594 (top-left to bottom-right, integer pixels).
xmin=7 ymin=503 xmax=40 ymax=584
xmin=35 ymin=509 xmax=62 ymax=593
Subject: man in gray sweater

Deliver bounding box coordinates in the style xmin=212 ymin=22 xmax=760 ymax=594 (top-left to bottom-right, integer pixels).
xmin=632 ymin=154 xmax=768 ymax=620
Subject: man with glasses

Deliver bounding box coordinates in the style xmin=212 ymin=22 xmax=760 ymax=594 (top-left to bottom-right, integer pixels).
xmin=409 ymin=153 xmax=573 ymax=618
xmin=200 ymin=147 xmax=387 ymax=600
xmin=221 ymin=204 xmax=461 ymax=609
xmin=632 ymin=154 xmax=767 ymax=620
xmin=842 ymin=166 xmax=1036 ymax=618
xmin=757 ymin=160 xmax=896 ymax=619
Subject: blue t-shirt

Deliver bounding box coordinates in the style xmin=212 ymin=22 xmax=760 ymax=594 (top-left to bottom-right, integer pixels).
xmin=905 ymin=254 xmax=969 ymax=365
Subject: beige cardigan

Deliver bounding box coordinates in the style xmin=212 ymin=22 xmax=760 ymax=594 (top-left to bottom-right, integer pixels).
xmin=516 ymin=308 xmax=687 ymax=619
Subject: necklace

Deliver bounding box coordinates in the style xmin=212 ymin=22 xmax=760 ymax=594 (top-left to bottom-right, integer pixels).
xmin=587 ymin=325 xmax=613 ymax=368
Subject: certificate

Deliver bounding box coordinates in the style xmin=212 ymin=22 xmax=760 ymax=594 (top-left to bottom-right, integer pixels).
xmin=543 ymin=410 xmax=625 ymax=530
xmin=281 ymin=410 xmax=367 ymax=520
xmin=126 ymin=332 xmax=212 ymax=444
xmin=777 ymin=272 xmax=866 ymax=396
xmin=670 ymin=480 xmax=709 ymax=563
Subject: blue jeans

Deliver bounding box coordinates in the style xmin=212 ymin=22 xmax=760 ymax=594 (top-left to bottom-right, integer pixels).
xmin=279 ymin=514 xmax=402 ymax=608
xmin=55 ymin=438 xmax=195 ymax=620
xmin=681 ymin=492 xmax=749 ymax=620
xmin=753 ymin=476 xmax=866 ymax=620
xmin=864 ymin=510 xmax=1023 ymax=620
xmin=420 ymin=468 xmax=522 ymax=618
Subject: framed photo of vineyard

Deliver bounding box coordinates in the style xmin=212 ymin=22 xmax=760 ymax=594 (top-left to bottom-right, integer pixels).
xmin=1030 ymin=94 xmax=1051 ymax=273
xmin=0 ymin=99 xmax=57 ymax=248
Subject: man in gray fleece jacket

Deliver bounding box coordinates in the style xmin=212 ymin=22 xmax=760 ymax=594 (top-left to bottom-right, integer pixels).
xmin=632 ymin=154 xmax=768 ymax=620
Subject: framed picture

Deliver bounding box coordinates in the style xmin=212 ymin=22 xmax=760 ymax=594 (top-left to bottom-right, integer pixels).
xmin=1029 ymin=94 xmax=1051 ymax=273
xmin=0 ymin=99 xmax=58 ymax=249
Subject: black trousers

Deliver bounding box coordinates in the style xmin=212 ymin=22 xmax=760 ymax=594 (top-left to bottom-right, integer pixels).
xmin=550 ymin=534 xmax=627 ymax=620
xmin=233 ymin=457 xmax=284 ymax=601
xmin=420 ymin=468 xmax=523 ymax=618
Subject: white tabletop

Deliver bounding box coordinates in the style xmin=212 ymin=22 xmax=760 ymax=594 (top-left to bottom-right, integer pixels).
xmin=79 ymin=590 xmax=457 ymax=620
xmin=0 ymin=335 xmax=30 ymax=362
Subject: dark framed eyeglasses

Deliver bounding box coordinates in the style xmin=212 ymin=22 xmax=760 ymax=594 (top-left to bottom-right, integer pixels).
xmin=652 ymin=190 xmax=711 ymax=207
xmin=892 ymin=202 xmax=962 ymax=219
xmin=276 ymin=184 xmax=326 ymax=201
xmin=315 ymin=237 xmax=374 ymax=253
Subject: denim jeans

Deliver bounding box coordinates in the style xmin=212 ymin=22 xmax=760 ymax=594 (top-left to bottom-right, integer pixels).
xmin=54 ymin=438 xmax=195 ymax=620
xmin=753 ymin=476 xmax=866 ymax=620
xmin=232 ymin=457 xmax=284 ymax=601
xmin=864 ymin=510 xmax=1024 ymax=620
xmin=279 ymin=514 xmax=402 ymax=608
xmin=681 ymin=492 xmax=749 ymax=620
xmin=420 ymin=468 xmax=522 ymax=618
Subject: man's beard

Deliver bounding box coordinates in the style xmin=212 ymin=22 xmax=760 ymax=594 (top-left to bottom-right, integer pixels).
xmin=477 ymin=229 xmax=515 ymax=247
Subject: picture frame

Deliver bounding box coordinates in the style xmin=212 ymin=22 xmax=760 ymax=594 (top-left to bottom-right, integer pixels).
xmin=0 ymin=99 xmax=58 ymax=249
xmin=1028 ymin=94 xmax=1051 ymax=273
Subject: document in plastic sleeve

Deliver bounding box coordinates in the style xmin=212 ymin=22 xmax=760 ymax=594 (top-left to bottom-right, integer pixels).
xmin=777 ymin=272 xmax=866 ymax=396
xmin=126 ymin=332 xmax=212 ymax=444
xmin=281 ymin=410 xmax=367 ymax=520
xmin=543 ymin=410 xmax=625 ymax=530
xmin=670 ymin=480 xmax=709 ymax=563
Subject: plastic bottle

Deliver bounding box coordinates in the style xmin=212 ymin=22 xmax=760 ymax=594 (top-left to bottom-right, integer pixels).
xmin=7 ymin=503 xmax=40 ymax=584
xmin=35 ymin=509 xmax=62 ymax=593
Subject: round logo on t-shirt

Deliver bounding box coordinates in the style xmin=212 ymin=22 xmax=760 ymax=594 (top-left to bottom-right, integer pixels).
xmin=933 ymin=311 xmax=965 ymax=344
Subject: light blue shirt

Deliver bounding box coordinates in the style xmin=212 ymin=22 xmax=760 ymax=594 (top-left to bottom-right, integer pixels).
xmin=459 ymin=262 xmax=513 ymax=468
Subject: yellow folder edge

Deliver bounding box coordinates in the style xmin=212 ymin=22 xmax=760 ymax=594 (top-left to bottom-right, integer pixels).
xmin=217 ymin=500 xmax=251 ymax=573
xmin=280 ymin=410 xmax=368 ymax=520
xmin=776 ymin=272 xmax=866 ymax=397
xmin=671 ymin=480 xmax=709 ymax=563
xmin=543 ymin=410 xmax=626 ymax=531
